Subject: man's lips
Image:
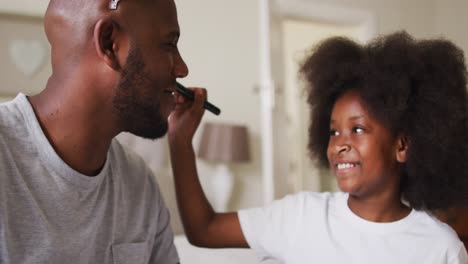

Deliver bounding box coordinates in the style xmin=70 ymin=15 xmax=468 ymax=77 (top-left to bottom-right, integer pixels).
xmin=163 ymin=89 xmax=176 ymax=95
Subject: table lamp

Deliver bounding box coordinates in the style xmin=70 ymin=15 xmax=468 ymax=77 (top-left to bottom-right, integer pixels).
xmin=198 ymin=122 xmax=251 ymax=211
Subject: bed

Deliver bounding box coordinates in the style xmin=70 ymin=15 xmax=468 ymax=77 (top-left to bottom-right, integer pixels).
xmin=174 ymin=235 xmax=260 ymax=264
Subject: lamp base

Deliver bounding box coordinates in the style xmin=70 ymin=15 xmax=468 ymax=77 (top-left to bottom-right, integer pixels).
xmin=207 ymin=164 xmax=234 ymax=212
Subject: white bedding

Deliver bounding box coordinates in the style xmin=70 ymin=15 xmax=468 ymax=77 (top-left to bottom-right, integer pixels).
xmin=174 ymin=235 xmax=259 ymax=264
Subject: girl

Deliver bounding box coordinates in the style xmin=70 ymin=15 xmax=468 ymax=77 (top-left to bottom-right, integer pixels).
xmin=168 ymin=31 xmax=468 ymax=264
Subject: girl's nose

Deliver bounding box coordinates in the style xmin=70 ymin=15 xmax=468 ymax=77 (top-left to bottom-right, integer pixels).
xmin=337 ymin=144 xmax=351 ymax=153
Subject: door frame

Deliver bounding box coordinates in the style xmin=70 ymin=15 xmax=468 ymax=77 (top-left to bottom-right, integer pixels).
xmin=263 ymin=0 xmax=378 ymax=198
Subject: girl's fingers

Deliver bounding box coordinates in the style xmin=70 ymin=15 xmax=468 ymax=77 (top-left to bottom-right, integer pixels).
xmin=176 ymin=93 xmax=186 ymax=104
xmin=171 ymin=87 xmax=208 ymax=121
xmin=193 ymin=88 xmax=207 ymax=111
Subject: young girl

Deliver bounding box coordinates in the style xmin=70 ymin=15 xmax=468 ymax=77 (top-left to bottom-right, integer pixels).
xmin=168 ymin=31 xmax=468 ymax=264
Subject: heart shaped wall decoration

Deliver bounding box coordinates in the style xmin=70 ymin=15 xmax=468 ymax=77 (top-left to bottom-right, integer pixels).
xmin=8 ymin=40 xmax=47 ymax=78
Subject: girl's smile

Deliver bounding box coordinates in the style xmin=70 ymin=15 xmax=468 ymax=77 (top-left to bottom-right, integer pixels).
xmin=327 ymin=90 xmax=405 ymax=199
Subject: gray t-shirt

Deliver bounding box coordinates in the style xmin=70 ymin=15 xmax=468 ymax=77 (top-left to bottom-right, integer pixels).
xmin=0 ymin=94 xmax=178 ymax=264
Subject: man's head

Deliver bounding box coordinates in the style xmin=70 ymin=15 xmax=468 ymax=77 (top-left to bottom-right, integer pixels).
xmin=44 ymin=0 xmax=188 ymax=139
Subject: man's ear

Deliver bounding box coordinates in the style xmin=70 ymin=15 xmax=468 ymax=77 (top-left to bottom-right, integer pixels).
xmin=93 ymin=18 xmax=122 ymax=71
xmin=395 ymin=134 xmax=409 ymax=163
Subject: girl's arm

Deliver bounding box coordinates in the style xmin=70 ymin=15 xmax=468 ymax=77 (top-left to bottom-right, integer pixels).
xmin=168 ymin=88 xmax=248 ymax=248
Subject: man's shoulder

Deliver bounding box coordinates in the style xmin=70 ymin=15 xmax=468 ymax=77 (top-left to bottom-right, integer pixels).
xmin=0 ymin=94 xmax=26 ymax=127
xmin=0 ymin=95 xmax=31 ymax=150
xmin=108 ymin=139 xmax=165 ymax=212
xmin=108 ymin=138 xmax=158 ymax=188
xmin=110 ymin=139 xmax=153 ymax=175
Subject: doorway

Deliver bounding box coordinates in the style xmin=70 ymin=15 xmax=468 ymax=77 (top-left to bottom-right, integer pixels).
xmin=268 ymin=1 xmax=377 ymax=198
xmin=281 ymin=19 xmax=367 ymax=193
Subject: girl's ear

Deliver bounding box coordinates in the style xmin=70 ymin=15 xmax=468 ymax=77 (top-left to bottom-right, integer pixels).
xmin=93 ymin=18 xmax=123 ymax=71
xmin=395 ymin=135 xmax=409 ymax=163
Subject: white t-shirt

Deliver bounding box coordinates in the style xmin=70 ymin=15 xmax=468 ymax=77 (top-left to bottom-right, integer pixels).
xmin=0 ymin=94 xmax=178 ymax=264
xmin=239 ymin=192 xmax=467 ymax=264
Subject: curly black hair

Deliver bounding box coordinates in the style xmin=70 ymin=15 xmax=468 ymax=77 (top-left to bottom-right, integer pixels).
xmin=300 ymin=31 xmax=468 ymax=211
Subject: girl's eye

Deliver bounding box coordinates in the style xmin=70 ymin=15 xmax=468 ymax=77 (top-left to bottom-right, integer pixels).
xmin=329 ymin=130 xmax=339 ymax=136
xmin=353 ymin=127 xmax=364 ymax=133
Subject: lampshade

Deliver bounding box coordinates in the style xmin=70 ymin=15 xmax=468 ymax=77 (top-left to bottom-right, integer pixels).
xmin=198 ymin=122 xmax=251 ymax=163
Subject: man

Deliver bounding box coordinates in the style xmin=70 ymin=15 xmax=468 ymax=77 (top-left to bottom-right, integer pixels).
xmin=0 ymin=0 xmax=190 ymax=262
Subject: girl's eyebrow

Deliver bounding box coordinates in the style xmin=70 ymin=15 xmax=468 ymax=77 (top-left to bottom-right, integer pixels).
xmin=330 ymin=115 xmax=365 ymax=124
xmin=350 ymin=116 xmax=365 ymax=121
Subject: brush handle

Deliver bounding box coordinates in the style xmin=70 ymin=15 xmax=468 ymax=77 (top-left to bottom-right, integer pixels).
xmin=176 ymin=82 xmax=221 ymax=115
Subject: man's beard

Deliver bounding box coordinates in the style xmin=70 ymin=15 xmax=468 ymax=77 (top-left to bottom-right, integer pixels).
xmin=113 ymin=47 xmax=168 ymax=140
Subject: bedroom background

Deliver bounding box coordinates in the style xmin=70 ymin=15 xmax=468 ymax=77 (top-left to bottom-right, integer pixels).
xmin=0 ymin=0 xmax=467 ymax=261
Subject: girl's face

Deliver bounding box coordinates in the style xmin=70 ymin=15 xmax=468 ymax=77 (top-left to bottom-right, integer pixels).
xmin=327 ymin=90 xmax=407 ymax=199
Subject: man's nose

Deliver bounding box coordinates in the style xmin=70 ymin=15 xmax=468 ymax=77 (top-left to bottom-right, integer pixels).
xmin=174 ymin=51 xmax=189 ymax=78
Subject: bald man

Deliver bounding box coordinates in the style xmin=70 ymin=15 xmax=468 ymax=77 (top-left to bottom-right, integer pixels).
xmin=0 ymin=0 xmax=195 ymax=263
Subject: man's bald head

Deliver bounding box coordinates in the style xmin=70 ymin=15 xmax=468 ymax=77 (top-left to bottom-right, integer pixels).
xmin=43 ymin=0 xmax=170 ymax=72
xmin=44 ymin=0 xmax=104 ymax=65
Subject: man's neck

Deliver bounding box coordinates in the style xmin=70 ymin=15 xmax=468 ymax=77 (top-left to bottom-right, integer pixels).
xmin=29 ymin=82 xmax=118 ymax=176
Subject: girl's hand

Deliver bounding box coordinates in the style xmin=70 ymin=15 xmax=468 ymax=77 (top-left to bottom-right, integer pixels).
xmin=168 ymin=87 xmax=207 ymax=147
xmin=167 ymin=87 xmax=248 ymax=248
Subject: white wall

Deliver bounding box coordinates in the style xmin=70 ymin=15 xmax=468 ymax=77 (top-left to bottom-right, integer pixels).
xmin=300 ymin=0 xmax=436 ymax=37
xmin=293 ymin=0 xmax=468 ymax=51
xmin=435 ymin=0 xmax=468 ymax=54
xmin=0 ymin=0 xmax=48 ymax=17
xmin=175 ymin=0 xmax=264 ymax=209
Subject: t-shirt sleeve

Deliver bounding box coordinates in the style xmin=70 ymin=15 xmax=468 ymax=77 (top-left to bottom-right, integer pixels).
xmin=238 ymin=194 xmax=304 ymax=262
xmin=449 ymin=243 xmax=468 ymax=264
xmin=149 ymin=184 xmax=179 ymax=264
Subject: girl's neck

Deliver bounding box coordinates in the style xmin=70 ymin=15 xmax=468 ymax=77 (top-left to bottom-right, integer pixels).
xmin=347 ymin=194 xmax=411 ymax=223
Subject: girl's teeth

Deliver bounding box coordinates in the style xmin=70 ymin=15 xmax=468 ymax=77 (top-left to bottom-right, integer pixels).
xmin=337 ymin=163 xmax=355 ymax=170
